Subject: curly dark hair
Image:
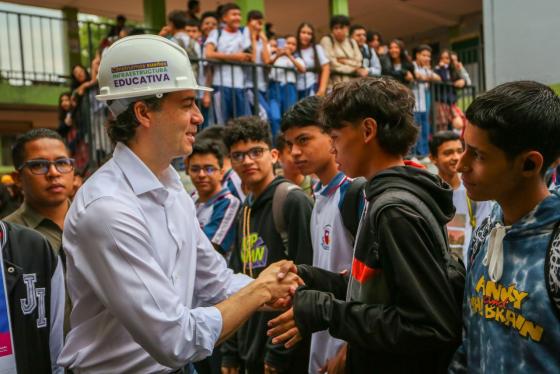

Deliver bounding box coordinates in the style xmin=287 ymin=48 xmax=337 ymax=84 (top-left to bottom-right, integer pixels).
xmin=223 ymin=116 xmax=272 ymax=151
xmin=106 ymin=96 xmax=165 ymax=145
xmin=321 ymin=76 xmax=418 ymax=156
xmin=281 ymin=95 xmax=324 ymax=133
xmin=12 ymin=128 xmax=66 ymax=169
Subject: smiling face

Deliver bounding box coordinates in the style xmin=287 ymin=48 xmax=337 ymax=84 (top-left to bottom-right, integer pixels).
xmin=201 ymin=16 xmax=218 ymax=37
xmin=72 ymin=65 xmax=87 ymax=83
xmin=14 ymin=138 xmax=74 ymax=208
xmin=286 ymin=36 xmax=297 ymax=53
xmin=389 ymin=42 xmax=401 ymax=60
xmin=223 ymin=8 xmax=242 ymax=30
xmin=432 ymin=139 xmax=463 ymax=179
xmin=283 ymin=126 xmax=335 ymax=179
xmin=298 ymin=25 xmax=313 ymax=48
xmin=147 ymin=90 xmax=203 ymax=159
xmin=351 ymin=28 xmax=367 ymax=47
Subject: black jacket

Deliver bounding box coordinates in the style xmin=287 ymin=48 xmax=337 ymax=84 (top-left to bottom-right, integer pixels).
xmin=380 ymin=55 xmax=415 ymax=84
xmin=293 ymin=166 xmax=462 ymax=374
xmin=2 ymin=221 xmax=61 ymax=374
xmin=222 ymin=177 xmax=313 ymax=373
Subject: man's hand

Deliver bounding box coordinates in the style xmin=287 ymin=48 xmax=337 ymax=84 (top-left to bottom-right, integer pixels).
xmin=319 ymin=344 xmax=347 ymax=374
xmin=356 ymin=67 xmax=368 ymax=77
xmin=267 ymin=307 xmax=303 ymax=348
xmin=255 ymin=261 xmax=302 ymax=303
xmin=221 ymin=366 xmax=239 ymax=374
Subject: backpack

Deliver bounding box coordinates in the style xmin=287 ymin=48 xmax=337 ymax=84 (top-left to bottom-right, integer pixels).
xmin=370 ymin=189 xmax=466 ymax=313
xmin=272 ymin=181 xmax=311 ymax=256
xmin=545 ymin=221 xmax=560 ymax=318
xmin=340 ymin=177 xmax=367 ymax=241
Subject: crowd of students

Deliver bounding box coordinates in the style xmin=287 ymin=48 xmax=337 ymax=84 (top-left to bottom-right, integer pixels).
xmin=3 ymin=4 xmax=560 ymax=374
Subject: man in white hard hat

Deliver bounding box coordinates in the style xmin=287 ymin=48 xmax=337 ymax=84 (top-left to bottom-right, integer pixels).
xmin=58 ymin=35 xmax=301 ymax=373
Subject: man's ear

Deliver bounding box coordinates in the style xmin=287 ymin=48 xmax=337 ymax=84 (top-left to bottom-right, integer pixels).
xmin=11 ymin=171 xmax=22 ymax=188
xmin=520 ymin=151 xmax=544 ymax=177
xmin=270 ymin=148 xmax=279 ymax=164
xmin=133 ymin=101 xmax=153 ymax=129
xmin=361 ymin=117 xmax=377 ymax=144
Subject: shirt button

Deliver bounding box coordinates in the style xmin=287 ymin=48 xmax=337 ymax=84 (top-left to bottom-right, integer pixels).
xmin=7 ymin=267 xmax=14 ymax=273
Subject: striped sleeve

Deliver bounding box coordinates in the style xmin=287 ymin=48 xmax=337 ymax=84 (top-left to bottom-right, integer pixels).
xmin=203 ymin=194 xmax=241 ymax=253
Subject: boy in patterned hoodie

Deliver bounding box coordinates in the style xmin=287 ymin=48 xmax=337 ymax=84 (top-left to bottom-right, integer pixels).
xmin=449 ymin=81 xmax=560 ymax=372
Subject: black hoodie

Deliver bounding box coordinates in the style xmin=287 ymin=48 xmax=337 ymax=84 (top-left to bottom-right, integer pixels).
xmin=222 ymin=176 xmax=313 ymax=373
xmin=293 ymin=166 xmax=463 ymax=374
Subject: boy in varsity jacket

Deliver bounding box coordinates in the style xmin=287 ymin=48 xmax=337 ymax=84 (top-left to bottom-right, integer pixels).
xmin=268 ymin=77 xmax=462 ymax=373
xmin=222 ymin=116 xmax=313 ymax=374
xmin=448 ymin=82 xmax=560 ymax=372
xmin=1 ymin=220 xmax=64 ymax=373
xmin=281 ymin=96 xmax=365 ymax=373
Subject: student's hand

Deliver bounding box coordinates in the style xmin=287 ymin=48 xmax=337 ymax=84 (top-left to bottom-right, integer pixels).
xmin=318 ymin=344 xmax=347 ymax=374
xmin=267 ymin=307 xmax=303 ymax=348
xmin=221 ymin=366 xmax=239 ymax=374
xmin=158 ymin=25 xmax=172 ymax=36
xmin=264 ymin=363 xmax=280 ymax=374
xmin=255 ymin=260 xmax=302 ymax=302
xmin=202 ymin=92 xmax=211 ymax=108
xmin=405 ymin=71 xmax=414 ymax=82
xmin=235 ymin=52 xmax=253 ymax=62
xmin=356 ymin=67 xmax=368 ymax=77
xmin=337 ymin=57 xmax=350 ymax=64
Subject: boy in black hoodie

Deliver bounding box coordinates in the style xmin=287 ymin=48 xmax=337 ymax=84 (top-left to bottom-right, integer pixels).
xmin=268 ymin=77 xmax=463 ymax=373
xmin=221 ymin=116 xmax=313 ymax=374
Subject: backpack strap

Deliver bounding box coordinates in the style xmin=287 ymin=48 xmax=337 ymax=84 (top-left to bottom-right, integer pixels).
xmin=371 ymin=189 xmax=450 ymax=261
xmin=340 ymin=177 xmax=367 ymax=241
xmin=545 ymin=220 xmax=560 ymax=319
xmin=272 ymin=182 xmax=302 ymax=256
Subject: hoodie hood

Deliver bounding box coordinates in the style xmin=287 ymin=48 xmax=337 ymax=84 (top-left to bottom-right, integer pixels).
xmin=366 ymin=166 xmax=455 ymax=226
xmin=246 ymin=176 xmax=285 ymax=211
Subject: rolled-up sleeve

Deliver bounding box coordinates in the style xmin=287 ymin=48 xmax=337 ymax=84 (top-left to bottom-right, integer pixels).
xmin=65 ymin=197 xmax=234 ymax=367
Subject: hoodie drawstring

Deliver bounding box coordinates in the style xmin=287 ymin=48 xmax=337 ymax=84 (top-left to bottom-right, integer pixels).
xmin=242 ymin=205 xmax=254 ymax=278
xmin=483 ymin=223 xmax=510 ymax=282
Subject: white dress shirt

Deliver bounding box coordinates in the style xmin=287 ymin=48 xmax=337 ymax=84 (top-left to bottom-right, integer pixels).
xmin=58 ymin=143 xmax=252 ymax=373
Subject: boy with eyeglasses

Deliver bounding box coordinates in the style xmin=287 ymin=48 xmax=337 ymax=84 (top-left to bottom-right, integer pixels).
xmin=187 ymin=139 xmax=240 ymax=256
xmin=6 ymin=128 xmax=75 ymax=254
xmin=221 ymin=116 xmax=313 ymax=374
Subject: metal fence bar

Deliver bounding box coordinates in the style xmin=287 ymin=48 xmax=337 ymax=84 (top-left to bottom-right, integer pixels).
xmin=17 ymin=14 xmax=25 ymax=84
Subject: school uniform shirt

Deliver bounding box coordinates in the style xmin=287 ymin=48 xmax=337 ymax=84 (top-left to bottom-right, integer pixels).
xmin=195 ymin=188 xmax=240 ymax=254
xmin=270 ymin=55 xmax=305 ymax=84
xmin=242 ymin=29 xmax=267 ymax=92
xmin=205 ymin=28 xmax=246 ymax=88
xmin=411 ymin=62 xmax=433 ymax=113
xmin=309 ymin=172 xmax=358 ymax=373
xmin=58 ymin=142 xmax=252 ymax=373
xmin=447 ymin=182 xmax=493 ymax=262
xmin=296 ymin=45 xmax=329 ymax=91
xmin=222 ymin=168 xmax=245 ymax=203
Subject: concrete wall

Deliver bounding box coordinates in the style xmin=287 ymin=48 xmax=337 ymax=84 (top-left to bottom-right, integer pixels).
xmin=484 ymin=0 xmax=560 ymax=88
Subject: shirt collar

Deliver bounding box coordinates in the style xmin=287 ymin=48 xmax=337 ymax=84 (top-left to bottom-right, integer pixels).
xmin=113 ymin=143 xmax=183 ymax=202
xmin=203 ymin=188 xmax=230 ymax=206
xmin=315 ymin=172 xmax=347 ymax=197
xmin=20 ymin=202 xmax=46 ymax=229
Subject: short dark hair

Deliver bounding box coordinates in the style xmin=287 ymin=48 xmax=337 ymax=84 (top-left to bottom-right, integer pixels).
xmin=429 ymin=131 xmax=461 ymax=156
xmin=196 ymin=126 xmax=228 ymax=156
xmin=201 ymin=11 xmax=218 ymax=23
xmin=413 ymin=44 xmax=432 ymax=58
xmin=106 ymin=96 xmax=165 ymax=145
xmin=367 ymin=30 xmax=382 ymax=43
xmin=247 ymin=10 xmax=264 ymax=21
xmin=12 ymin=128 xmax=66 ymax=169
xmin=275 ymin=133 xmax=287 ymax=152
xmin=116 ymin=15 xmax=126 ymax=22
xmin=466 ymin=80 xmax=560 ymax=174
xmin=185 ymin=18 xmax=200 ymax=28
xmin=223 ymin=116 xmax=272 ymax=151
xmin=168 ymin=10 xmax=189 ymax=29
xmin=330 ymin=15 xmax=350 ymax=29
xmin=349 ymin=24 xmax=366 ymax=36
xmin=188 ymin=0 xmax=200 ymax=10
xmin=220 ymin=3 xmax=241 ymax=18
xmin=281 ymin=95 xmax=324 ymax=132
xmin=188 ymin=140 xmax=224 ymax=167
xmin=321 ymin=77 xmax=418 ymax=156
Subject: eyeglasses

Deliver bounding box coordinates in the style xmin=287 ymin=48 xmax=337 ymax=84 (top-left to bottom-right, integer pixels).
xmin=188 ymin=165 xmax=218 ymax=175
xmin=230 ymin=147 xmax=268 ymax=164
xmin=18 ymin=158 xmax=75 ymax=175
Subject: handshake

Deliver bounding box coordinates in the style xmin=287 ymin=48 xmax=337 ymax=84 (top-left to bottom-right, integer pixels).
xmin=253 ymin=260 xmax=303 ymax=310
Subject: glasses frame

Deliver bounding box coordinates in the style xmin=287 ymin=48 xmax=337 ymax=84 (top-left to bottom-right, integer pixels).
xmin=188 ymin=165 xmax=219 ymax=175
xmin=230 ymin=147 xmax=269 ymax=164
xmin=17 ymin=158 xmax=76 ymax=175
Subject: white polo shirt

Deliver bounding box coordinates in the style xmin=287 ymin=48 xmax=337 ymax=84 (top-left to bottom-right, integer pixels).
xmin=59 ymin=143 xmax=251 ymax=373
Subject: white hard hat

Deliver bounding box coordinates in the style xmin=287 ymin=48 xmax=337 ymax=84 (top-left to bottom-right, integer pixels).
xmin=96 ymin=34 xmax=211 ymax=102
